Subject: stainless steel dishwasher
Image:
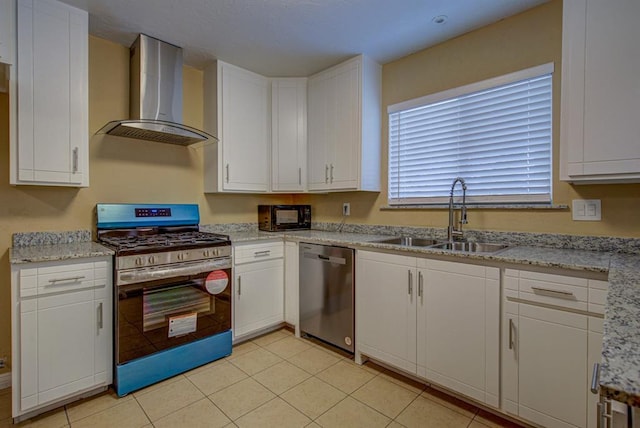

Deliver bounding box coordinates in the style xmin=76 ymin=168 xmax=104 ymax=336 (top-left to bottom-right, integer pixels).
xmin=299 ymin=243 xmax=354 ymax=353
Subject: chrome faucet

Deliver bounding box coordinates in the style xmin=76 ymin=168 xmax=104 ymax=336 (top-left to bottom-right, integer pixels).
xmin=447 ymin=177 xmax=468 ymax=242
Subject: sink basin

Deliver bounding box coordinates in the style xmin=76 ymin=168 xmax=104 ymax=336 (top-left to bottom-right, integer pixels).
xmin=374 ymin=237 xmax=440 ymax=247
xmin=431 ymin=241 xmax=509 ymax=253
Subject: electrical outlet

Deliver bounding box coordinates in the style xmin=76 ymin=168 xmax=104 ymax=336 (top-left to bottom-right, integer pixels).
xmin=342 ymin=202 xmax=351 ymax=216
xmin=0 ymin=357 xmax=5 ymax=369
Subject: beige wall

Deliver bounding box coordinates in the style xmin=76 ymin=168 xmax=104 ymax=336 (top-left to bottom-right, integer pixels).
xmin=2 ymin=0 xmax=639 ymax=374
xmin=294 ymin=0 xmax=640 ymax=238
xmin=0 ymin=36 xmax=291 ymax=373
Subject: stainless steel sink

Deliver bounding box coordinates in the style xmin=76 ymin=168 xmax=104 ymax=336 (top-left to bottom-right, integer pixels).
xmin=431 ymin=241 xmax=509 ymax=253
xmin=374 ymin=237 xmax=440 ymax=247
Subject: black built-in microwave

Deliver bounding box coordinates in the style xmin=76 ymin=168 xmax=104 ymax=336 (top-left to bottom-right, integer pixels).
xmin=258 ymin=205 xmax=311 ymax=231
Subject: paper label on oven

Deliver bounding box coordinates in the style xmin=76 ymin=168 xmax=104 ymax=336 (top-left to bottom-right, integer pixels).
xmin=205 ymin=270 xmax=228 ymax=294
xmin=168 ymin=313 xmax=197 ymax=338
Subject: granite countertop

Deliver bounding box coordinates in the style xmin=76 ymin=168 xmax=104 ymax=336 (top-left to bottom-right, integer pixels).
xmin=599 ymin=253 xmax=640 ymax=406
xmin=10 ymin=241 xmax=115 ymax=264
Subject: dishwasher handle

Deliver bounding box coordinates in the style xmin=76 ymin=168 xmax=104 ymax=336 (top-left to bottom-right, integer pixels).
xmin=303 ymin=252 xmax=347 ymax=265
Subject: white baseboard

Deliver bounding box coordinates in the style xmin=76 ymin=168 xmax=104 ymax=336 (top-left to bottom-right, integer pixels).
xmin=0 ymin=372 xmax=11 ymax=390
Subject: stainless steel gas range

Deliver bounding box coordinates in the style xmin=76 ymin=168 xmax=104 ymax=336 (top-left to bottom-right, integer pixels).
xmin=96 ymin=203 xmax=232 ymax=396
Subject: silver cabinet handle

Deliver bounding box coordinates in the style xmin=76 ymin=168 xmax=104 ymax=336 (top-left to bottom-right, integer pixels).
xmin=509 ymin=318 xmax=515 ymax=350
xmin=298 ymin=167 xmax=302 ymax=185
xmin=591 ymin=363 xmax=600 ymax=394
xmin=330 ymin=164 xmax=334 ymax=183
xmin=531 ymin=286 xmax=575 ymax=300
xmin=225 ymin=164 xmax=230 ymax=183
xmin=237 ymin=276 xmax=241 ymax=295
xmin=325 ymin=165 xmax=329 ymax=183
xmin=254 ymin=250 xmax=271 ymax=257
xmin=418 ymin=271 xmax=423 ymax=298
xmin=407 ymin=270 xmax=413 ymax=296
xmin=72 ymin=147 xmax=79 ymax=173
xmin=97 ymin=302 xmax=103 ymax=329
xmin=48 ymin=276 xmax=85 ymax=283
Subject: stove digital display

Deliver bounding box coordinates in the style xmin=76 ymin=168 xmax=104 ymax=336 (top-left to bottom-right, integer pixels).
xmin=135 ymin=208 xmax=172 ymax=217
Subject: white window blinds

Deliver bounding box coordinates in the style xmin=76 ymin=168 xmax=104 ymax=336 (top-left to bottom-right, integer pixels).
xmin=388 ymin=63 xmax=553 ymax=205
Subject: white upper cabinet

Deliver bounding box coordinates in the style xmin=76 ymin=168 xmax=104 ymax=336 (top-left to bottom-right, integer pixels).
xmin=0 ymin=0 xmax=15 ymax=65
xmin=12 ymin=0 xmax=88 ymax=187
xmin=307 ymin=55 xmax=381 ymax=192
xmin=204 ymin=60 xmax=270 ymax=192
xmin=271 ymin=78 xmax=307 ymax=192
xmin=560 ymin=0 xmax=640 ymax=183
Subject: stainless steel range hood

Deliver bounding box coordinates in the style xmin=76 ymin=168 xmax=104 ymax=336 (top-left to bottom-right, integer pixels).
xmin=96 ymin=34 xmax=215 ymax=146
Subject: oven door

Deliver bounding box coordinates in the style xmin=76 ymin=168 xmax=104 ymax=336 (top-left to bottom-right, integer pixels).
xmin=116 ymin=261 xmax=232 ymax=365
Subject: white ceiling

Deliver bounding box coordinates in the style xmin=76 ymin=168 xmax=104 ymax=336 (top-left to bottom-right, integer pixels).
xmin=58 ymin=0 xmax=549 ymax=77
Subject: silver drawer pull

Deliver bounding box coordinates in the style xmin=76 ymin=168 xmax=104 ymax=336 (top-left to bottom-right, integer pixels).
xmin=509 ymin=318 xmax=515 ymax=350
xmin=48 ymin=276 xmax=85 ymax=283
xmin=531 ymin=286 xmax=575 ymax=299
xmin=591 ymin=363 xmax=600 ymax=394
xmin=254 ymin=250 xmax=271 ymax=257
xmin=97 ymin=303 xmax=103 ymax=329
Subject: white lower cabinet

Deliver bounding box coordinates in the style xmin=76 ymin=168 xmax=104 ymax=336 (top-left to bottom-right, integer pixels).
xmin=233 ymin=241 xmax=284 ymax=339
xmin=356 ymin=251 xmax=417 ymax=374
xmin=356 ymin=250 xmax=499 ymax=407
xmin=11 ymin=257 xmax=112 ymax=420
xmin=502 ymin=269 xmax=608 ymax=428
xmin=419 ymin=259 xmax=500 ymax=407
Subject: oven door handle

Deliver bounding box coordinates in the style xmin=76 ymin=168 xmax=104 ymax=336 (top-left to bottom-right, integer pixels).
xmin=118 ymin=259 xmax=230 ymax=285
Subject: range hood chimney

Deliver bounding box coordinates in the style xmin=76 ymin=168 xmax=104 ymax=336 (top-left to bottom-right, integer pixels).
xmin=96 ymin=34 xmax=215 ymax=146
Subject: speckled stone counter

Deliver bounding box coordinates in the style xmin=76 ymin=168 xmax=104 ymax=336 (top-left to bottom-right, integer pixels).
xmin=600 ymin=253 xmax=640 ymax=407
xmin=10 ymin=230 xmax=114 ymax=264
xmin=10 ymin=241 xmax=114 ymax=264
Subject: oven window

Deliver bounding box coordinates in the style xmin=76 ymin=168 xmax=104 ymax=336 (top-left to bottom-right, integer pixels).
xmin=117 ymin=270 xmax=232 ymax=364
xmin=276 ymin=210 xmax=298 ymax=224
xmin=143 ymin=284 xmax=212 ymax=332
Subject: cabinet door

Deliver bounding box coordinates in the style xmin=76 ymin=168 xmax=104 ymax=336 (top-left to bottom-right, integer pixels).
xmin=20 ymin=290 xmax=98 ymax=411
xmin=329 ymin=60 xmax=359 ymax=190
xmin=219 ymin=62 xmax=269 ymax=192
xmin=587 ymin=320 xmax=603 ymax=428
xmin=93 ymin=272 xmax=112 ymax=385
xmin=15 ymin=0 xmax=87 ymax=186
xmin=518 ymin=304 xmax=588 ymax=428
xmin=561 ymin=0 xmax=640 ymax=181
xmin=419 ymin=260 xmax=499 ymax=406
xmin=0 ymin=0 xmax=14 ymax=65
xmin=307 ymin=73 xmax=331 ymax=190
xmin=234 ymin=259 xmax=284 ymax=338
xmin=356 ymin=251 xmax=417 ymax=374
xmin=272 ymin=78 xmax=307 ymax=192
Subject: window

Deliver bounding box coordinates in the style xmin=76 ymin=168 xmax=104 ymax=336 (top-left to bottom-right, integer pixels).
xmin=388 ymin=63 xmax=553 ymax=205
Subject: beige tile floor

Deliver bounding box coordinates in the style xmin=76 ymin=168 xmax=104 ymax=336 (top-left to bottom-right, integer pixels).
xmin=0 ymin=328 xmax=525 ymax=428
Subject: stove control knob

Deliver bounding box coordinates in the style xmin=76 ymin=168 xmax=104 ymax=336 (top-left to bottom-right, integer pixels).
xmin=203 ymin=250 xmax=211 ymax=258
xmin=148 ymin=256 xmax=156 ymax=265
xmin=135 ymin=257 xmax=144 ymax=266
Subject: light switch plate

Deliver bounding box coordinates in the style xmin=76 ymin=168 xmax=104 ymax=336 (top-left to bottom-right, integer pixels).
xmin=572 ymin=199 xmax=601 ymax=221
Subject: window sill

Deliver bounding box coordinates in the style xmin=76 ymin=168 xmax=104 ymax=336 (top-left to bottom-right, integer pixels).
xmin=381 ymin=204 xmax=569 ymax=210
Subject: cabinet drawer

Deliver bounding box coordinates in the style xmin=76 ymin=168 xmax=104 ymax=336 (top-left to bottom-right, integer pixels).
xmin=519 ymin=277 xmax=588 ymax=311
xmin=505 ymin=269 xmax=608 ymax=314
xmin=19 ymin=260 xmax=108 ymax=297
xmin=234 ymin=241 xmax=283 ymax=264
